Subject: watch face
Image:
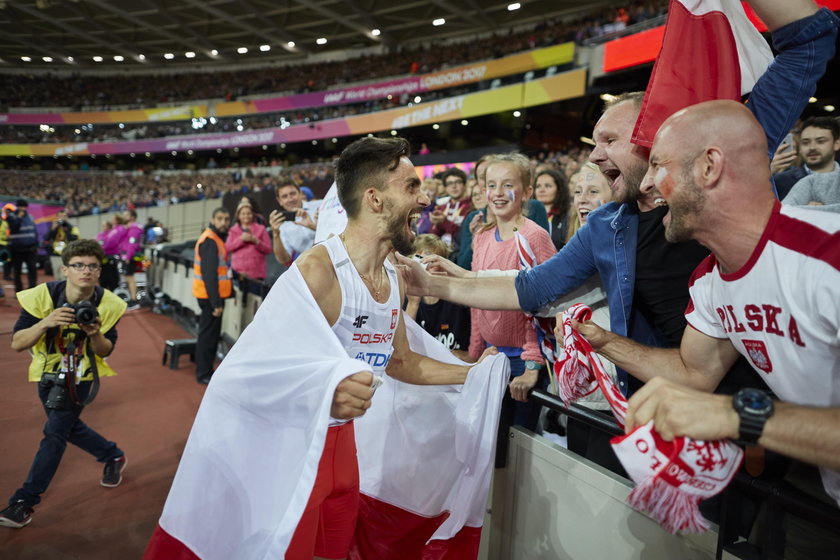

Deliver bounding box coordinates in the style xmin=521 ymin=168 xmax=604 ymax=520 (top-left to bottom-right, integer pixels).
xmin=736 ymin=388 xmax=773 ymax=415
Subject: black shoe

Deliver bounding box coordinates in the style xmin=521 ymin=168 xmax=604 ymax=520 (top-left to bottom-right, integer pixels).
xmin=0 ymin=501 xmax=34 ymax=528
xmin=197 ymin=375 xmax=211 ymax=385
xmin=126 ymin=300 xmax=141 ymax=311
xmin=101 ymin=456 xmax=127 ymax=487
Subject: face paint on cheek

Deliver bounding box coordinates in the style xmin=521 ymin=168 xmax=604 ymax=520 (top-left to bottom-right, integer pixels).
xmin=507 ymin=190 xmax=516 ymax=203
xmin=655 ymin=167 xmax=675 ymax=199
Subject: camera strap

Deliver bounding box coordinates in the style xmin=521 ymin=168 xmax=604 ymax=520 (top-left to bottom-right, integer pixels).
xmin=51 ymin=286 xmax=103 ymax=407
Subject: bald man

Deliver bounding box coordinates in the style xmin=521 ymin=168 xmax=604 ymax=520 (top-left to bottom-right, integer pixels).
xmin=578 ymin=100 xmax=840 ymax=557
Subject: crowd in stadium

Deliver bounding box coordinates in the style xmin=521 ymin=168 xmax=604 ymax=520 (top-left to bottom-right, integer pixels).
xmin=0 ymin=1 xmax=667 ymax=110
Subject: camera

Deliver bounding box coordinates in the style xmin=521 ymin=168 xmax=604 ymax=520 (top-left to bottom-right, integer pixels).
xmin=64 ymin=301 xmax=98 ymax=325
xmin=40 ymin=372 xmax=69 ymax=410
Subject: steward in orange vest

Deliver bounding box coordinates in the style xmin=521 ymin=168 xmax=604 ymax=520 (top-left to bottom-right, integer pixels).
xmin=193 ymin=208 xmax=232 ymax=385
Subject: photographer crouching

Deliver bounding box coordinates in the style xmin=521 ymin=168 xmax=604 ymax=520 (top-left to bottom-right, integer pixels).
xmin=0 ymin=239 xmax=127 ymax=529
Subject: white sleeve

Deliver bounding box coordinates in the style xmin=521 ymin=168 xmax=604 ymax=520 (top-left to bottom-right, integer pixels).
xmin=684 ymin=278 xmax=727 ymax=339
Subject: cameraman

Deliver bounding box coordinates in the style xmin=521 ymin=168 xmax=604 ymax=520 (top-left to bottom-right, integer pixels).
xmin=44 ymin=209 xmax=80 ymax=280
xmin=0 ymin=239 xmax=127 ymax=530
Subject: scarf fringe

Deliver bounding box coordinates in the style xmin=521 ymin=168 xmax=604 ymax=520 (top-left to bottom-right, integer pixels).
xmin=627 ymin=476 xmax=709 ymax=534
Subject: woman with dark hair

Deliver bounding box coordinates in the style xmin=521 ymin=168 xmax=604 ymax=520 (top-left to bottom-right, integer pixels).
xmin=533 ymin=168 xmax=571 ymax=251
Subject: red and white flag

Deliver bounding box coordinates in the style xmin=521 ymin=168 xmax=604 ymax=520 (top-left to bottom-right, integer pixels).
xmin=632 ymin=0 xmax=773 ymax=147
xmin=143 ymin=264 xmax=508 ymax=559
xmin=555 ymin=304 xmax=743 ymax=534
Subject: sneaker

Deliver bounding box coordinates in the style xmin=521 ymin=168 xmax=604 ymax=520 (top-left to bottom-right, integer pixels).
xmin=101 ymin=456 xmax=127 ymax=487
xmin=126 ymin=300 xmax=140 ymax=311
xmin=0 ymin=501 xmax=34 ymax=528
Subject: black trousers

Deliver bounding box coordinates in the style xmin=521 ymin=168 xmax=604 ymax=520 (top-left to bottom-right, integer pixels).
xmin=196 ymin=299 xmax=222 ymax=381
xmin=11 ymin=248 xmax=38 ymax=293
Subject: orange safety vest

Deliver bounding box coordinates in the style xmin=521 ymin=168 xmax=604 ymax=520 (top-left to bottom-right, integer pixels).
xmin=192 ymin=228 xmax=233 ymax=299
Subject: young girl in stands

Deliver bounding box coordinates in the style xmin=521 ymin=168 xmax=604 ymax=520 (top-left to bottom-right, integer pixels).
xmin=225 ymin=200 xmax=272 ymax=282
xmin=470 ymin=153 xmax=555 ymax=433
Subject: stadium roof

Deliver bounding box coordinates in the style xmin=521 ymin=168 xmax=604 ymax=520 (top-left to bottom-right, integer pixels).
xmin=0 ymin=0 xmax=610 ymax=71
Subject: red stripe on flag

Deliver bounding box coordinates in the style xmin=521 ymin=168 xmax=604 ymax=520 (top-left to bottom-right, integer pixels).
xmin=143 ymin=524 xmax=200 ymax=560
xmin=632 ymin=0 xmax=742 ymax=147
xmin=350 ymin=495 xmax=450 ymax=559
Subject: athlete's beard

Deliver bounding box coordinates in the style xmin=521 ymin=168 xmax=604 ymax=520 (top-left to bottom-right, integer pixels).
xmin=385 ymin=204 xmax=415 ymax=255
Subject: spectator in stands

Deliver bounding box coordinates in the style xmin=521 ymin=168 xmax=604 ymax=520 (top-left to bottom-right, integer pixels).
xmin=772 ymin=116 xmax=840 ymax=199
xmin=95 ymin=221 xmax=112 ymax=245
xmin=3 ymin=200 xmax=39 ymax=294
xmin=44 ymin=210 xmax=80 ymax=281
xmin=404 ymin=234 xmax=472 ymax=361
xmin=237 ymin=196 xmax=267 ymax=227
xmin=533 ymin=168 xmax=571 ymax=250
xmin=99 ymin=215 xmax=126 ymax=292
xmin=469 ymin=153 xmax=555 ymax=436
xmin=414 ymin=178 xmax=441 ymax=235
xmin=225 ymin=200 xmax=272 ymax=282
xmin=458 ymin=155 xmax=550 ymax=269
xmin=121 ymin=210 xmax=144 ymax=310
xmin=429 ymin=168 xmax=472 ymax=249
xmin=193 ymin=208 xmax=233 ymax=385
xmin=0 ymin=217 xmax=9 ymax=291
xmin=578 ymin=99 xmax=840 ymax=560
xmin=783 ymin=169 xmax=840 ymax=213
xmin=269 ymin=177 xmax=318 ymax=267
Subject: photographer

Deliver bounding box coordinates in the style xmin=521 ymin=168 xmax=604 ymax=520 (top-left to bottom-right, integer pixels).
xmin=0 ymin=239 xmax=127 ymax=530
xmin=44 ymin=209 xmax=80 ymax=280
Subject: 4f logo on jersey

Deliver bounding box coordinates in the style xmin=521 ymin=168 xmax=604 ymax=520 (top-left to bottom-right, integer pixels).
xmin=353 ymin=315 xmax=369 ymax=329
xmin=390 ymin=309 xmax=398 ymax=330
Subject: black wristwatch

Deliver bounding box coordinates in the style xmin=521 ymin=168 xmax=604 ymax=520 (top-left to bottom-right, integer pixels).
xmin=732 ymin=388 xmax=774 ymax=446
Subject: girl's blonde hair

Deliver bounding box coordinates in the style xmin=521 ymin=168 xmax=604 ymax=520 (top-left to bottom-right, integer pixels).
xmin=479 ymin=152 xmax=532 ymax=233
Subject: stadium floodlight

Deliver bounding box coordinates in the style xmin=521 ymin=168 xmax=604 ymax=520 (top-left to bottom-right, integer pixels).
xmin=66 ymin=56 xmax=74 ymax=62
xmin=390 ymin=130 xmax=397 ymax=136
xmin=414 ymin=96 xmax=422 ymax=103
xmin=316 ymin=37 xmax=327 ymax=45
xmin=433 ymin=18 xmax=445 ymax=26
xmin=137 ymin=54 xmax=145 ymax=61
xmin=371 ymin=29 xmax=380 ymax=37
xmin=825 ymin=105 xmax=836 ymax=112
xmin=210 ymin=49 xmax=219 ymax=56
xmin=513 ymin=110 xmax=521 ymax=117
xmin=237 ymin=47 xmax=248 ymax=54
xmin=809 ymin=97 xmax=818 ymax=103
xmin=432 ymin=123 xmax=440 ymax=130
xmin=93 ymin=56 xmax=103 ymax=62
xmin=260 ymin=44 xmax=270 ymax=52
xmin=287 ymin=41 xmax=295 ymax=48
xmin=42 ymin=56 xmax=53 ymax=62
xmin=461 ymin=119 xmax=469 ymax=126
xmin=114 ymin=55 xmax=124 ymax=62
xmin=185 ymin=51 xmax=196 ymax=58
xmin=508 ymin=3 xmax=521 ymax=11
xmin=164 ymin=53 xmax=175 ymax=60
xmin=21 ymin=56 xmax=32 ymax=62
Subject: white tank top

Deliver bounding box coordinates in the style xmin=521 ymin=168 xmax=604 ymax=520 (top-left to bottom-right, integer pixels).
xmin=323 ymin=235 xmax=402 ymax=425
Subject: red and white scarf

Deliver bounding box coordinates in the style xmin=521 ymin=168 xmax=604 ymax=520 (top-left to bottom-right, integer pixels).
xmin=555 ymin=304 xmax=743 ymax=533
xmin=515 ymin=231 xmax=557 ymax=364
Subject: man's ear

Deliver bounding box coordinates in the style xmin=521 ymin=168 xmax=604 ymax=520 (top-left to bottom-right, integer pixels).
xmin=364 ymin=187 xmax=383 ymax=212
xmin=701 ymin=147 xmax=724 ymax=188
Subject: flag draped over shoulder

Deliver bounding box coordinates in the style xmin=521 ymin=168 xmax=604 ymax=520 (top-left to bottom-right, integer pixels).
xmin=353 ymin=317 xmax=509 ymax=559
xmin=632 ymin=0 xmax=773 ymax=147
xmin=144 ymin=262 xmax=508 ymax=559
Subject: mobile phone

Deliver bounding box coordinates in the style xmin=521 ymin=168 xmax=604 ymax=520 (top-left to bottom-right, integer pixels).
xmin=780 ymin=132 xmax=795 ymax=154
xmin=282 ymin=210 xmax=298 ymax=222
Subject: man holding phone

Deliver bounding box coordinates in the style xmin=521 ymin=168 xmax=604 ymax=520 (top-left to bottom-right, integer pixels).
xmin=269 ymin=177 xmax=319 ymax=266
xmin=772 ymin=116 xmax=840 ymax=199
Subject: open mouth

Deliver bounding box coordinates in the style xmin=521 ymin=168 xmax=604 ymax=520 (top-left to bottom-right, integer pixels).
xmin=602 ymin=169 xmax=620 ymax=186
xmin=654 ymin=197 xmax=668 ymax=208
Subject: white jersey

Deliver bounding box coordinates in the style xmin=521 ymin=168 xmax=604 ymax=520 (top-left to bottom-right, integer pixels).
xmin=685 ymin=203 xmax=840 ymax=504
xmin=323 ymin=235 xmax=401 ymax=424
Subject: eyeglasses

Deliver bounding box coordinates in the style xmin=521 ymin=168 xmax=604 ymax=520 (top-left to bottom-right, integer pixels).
xmin=66 ymin=263 xmax=102 ymax=272
xmin=445 ymin=179 xmax=465 ymax=186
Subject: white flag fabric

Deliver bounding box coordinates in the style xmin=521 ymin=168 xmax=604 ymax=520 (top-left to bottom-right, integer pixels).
xmin=144 ymin=262 xmax=508 ymax=559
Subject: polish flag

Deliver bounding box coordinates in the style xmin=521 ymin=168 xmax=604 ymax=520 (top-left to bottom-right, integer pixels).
xmin=143 ymin=264 xmax=508 ymax=559
xmin=632 ymin=0 xmax=773 ymax=147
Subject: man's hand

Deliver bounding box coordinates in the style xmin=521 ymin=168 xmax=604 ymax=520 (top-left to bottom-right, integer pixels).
xmin=394 ymin=253 xmax=432 ymax=297
xmin=331 ymin=371 xmax=376 ymax=419
xmin=422 ymin=254 xmax=472 ymax=278
xmin=430 ymin=210 xmax=445 ymax=226
xmin=268 ymin=209 xmax=286 ymax=231
xmin=79 ymin=317 xmax=103 ymax=337
xmin=297 ymin=209 xmax=316 ymax=230
xmin=769 ymin=142 xmax=798 ymax=174
xmin=212 ymin=306 xmax=223 ymax=317
xmin=567 ymin=317 xmax=612 ymax=351
xmin=625 ymin=377 xmax=739 ymax=441
xmin=42 ymin=307 xmax=77 ymax=328
xmin=509 ymin=367 xmax=539 ymax=402
xmin=808 ymin=201 xmax=824 ymax=206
